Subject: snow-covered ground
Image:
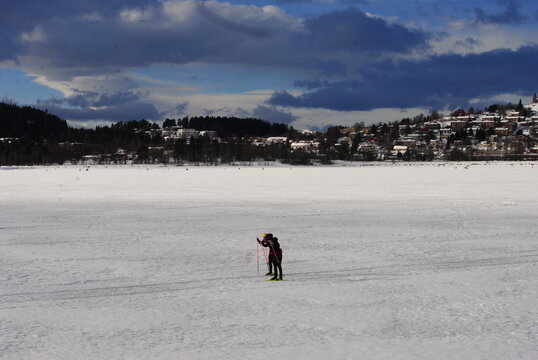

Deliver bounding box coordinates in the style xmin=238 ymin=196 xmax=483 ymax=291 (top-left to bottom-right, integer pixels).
xmin=1 ymin=163 xmax=537 ymax=360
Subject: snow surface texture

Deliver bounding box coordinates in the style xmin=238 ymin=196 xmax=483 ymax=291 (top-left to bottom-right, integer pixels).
xmin=1 ymin=163 xmax=537 ymax=360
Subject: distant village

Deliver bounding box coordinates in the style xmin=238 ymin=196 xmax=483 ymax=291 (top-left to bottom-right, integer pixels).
xmin=347 ymin=94 xmax=538 ymax=162
xmin=79 ymin=95 xmax=538 ymax=164
xmin=1 ymin=95 xmax=538 ymax=165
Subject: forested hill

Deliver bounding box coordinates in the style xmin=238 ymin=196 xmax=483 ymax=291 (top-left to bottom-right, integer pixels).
xmin=186 ymin=116 xmax=289 ymax=138
xmin=0 ymin=102 xmax=291 ymax=140
xmin=0 ymin=102 xmax=68 ymax=140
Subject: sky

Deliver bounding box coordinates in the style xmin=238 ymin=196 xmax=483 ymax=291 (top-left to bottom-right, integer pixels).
xmin=1 ymin=0 xmax=538 ymax=129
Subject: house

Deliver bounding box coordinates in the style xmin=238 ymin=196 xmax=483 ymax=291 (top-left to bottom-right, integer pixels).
xmin=424 ymin=121 xmax=441 ymax=130
xmin=177 ymin=128 xmax=199 ymax=141
xmin=200 ymin=130 xmax=218 ymax=139
xmin=473 ymin=118 xmax=496 ymax=129
xmin=336 ymin=136 xmax=352 ymax=145
xmin=506 ymin=111 xmax=524 ymax=122
xmin=81 ymin=155 xmax=99 ymax=165
xmin=290 ymin=141 xmax=319 ymax=151
xmin=266 ymin=137 xmax=288 ymax=144
xmin=395 ymin=137 xmax=417 ymax=148
xmin=356 ymin=143 xmax=381 ymax=160
xmin=450 ymin=120 xmax=467 ymax=129
xmin=391 ymin=145 xmax=408 ymax=156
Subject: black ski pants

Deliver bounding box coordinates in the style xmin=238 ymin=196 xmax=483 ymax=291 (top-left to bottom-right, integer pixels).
xmin=270 ymin=253 xmax=283 ymax=279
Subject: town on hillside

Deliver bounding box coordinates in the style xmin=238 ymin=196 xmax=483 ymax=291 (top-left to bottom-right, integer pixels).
xmin=1 ymin=95 xmax=538 ymax=165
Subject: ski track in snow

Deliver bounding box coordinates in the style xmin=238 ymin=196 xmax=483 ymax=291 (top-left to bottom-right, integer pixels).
xmin=0 ymin=163 xmax=537 ymax=359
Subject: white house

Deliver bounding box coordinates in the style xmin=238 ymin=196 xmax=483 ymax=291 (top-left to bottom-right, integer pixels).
xmin=177 ymin=129 xmax=199 ymax=142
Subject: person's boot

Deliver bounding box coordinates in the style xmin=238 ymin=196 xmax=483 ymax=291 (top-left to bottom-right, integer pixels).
xmin=270 ymin=275 xmax=277 ymax=280
xmin=265 ymin=272 xmax=273 ymax=276
xmin=278 ymin=275 xmax=283 ymax=280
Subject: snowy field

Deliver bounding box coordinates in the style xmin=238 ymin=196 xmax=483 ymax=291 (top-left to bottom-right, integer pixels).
xmin=1 ymin=163 xmax=537 ymax=360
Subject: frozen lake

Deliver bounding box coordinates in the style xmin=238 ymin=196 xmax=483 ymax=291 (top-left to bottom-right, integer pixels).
xmin=1 ymin=163 xmax=537 ymax=359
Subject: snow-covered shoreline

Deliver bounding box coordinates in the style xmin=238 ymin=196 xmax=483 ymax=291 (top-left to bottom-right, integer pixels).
xmin=3 ymin=159 xmax=538 ymax=169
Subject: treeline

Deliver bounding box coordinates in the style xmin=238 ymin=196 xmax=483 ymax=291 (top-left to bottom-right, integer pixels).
xmin=163 ymin=116 xmax=289 ymax=137
xmin=0 ymin=102 xmax=68 ymax=140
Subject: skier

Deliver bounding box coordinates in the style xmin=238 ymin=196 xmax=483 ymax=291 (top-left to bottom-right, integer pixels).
xmin=257 ymin=233 xmax=283 ymax=280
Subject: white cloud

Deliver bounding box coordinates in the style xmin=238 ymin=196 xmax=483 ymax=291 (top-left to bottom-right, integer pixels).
xmin=20 ymin=27 xmax=46 ymax=43
xmin=153 ymin=89 xmax=274 ymax=118
xmin=430 ymin=19 xmax=537 ymax=56
xmin=469 ymin=92 xmax=532 ymax=106
xmin=32 ymin=74 xmax=139 ymax=99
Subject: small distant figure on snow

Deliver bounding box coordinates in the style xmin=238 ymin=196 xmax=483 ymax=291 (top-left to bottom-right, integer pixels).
xmin=257 ymin=233 xmax=283 ymax=280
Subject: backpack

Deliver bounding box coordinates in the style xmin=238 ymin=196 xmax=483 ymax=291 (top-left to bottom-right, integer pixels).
xmin=270 ymin=237 xmax=282 ymax=253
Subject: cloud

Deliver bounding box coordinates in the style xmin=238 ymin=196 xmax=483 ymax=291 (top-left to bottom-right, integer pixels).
xmin=10 ymin=1 xmax=429 ymax=83
xmin=195 ymin=2 xmax=271 ymax=38
xmin=473 ymin=0 xmax=527 ymax=25
xmin=11 ymin=0 xmax=533 ymax=128
xmin=175 ymin=102 xmax=189 ymax=115
xmin=454 ymin=37 xmax=482 ymax=50
xmin=275 ymin=0 xmax=365 ymax=3
xmin=29 ymin=73 xmax=157 ymax=122
xmin=0 ymin=0 xmax=156 ymax=61
xmin=12 ymin=1 xmax=302 ymax=80
xmin=302 ymin=8 xmax=430 ymax=54
xmin=1 ymin=1 xmax=434 ymax=124
xmin=39 ymin=90 xmax=144 ymax=109
xmin=39 ymin=101 xmax=160 ymax=123
xmin=269 ymin=45 xmax=538 ymax=111
xmin=252 ymin=105 xmax=298 ymax=124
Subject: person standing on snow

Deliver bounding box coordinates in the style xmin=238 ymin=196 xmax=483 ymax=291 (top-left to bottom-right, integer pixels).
xmin=257 ymin=233 xmax=283 ymax=280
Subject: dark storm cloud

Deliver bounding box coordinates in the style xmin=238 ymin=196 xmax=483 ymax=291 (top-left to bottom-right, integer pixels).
xmin=0 ymin=0 xmax=156 ymax=61
xmin=12 ymin=1 xmax=301 ymax=79
xmin=473 ymin=0 xmax=527 ymax=25
xmin=269 ymin=45 xmax=538 ymax=111
xmin=11 ymin=2 xmax=430 ymax=80
xmin=302 ymin=8 xmax=430 ymax=53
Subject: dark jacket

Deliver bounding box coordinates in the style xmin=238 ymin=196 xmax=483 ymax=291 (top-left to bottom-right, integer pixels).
xmin=258 ymin=235 xmax=282 ymax=256
xmin=268 ymin=238 xmax=282 ymax=256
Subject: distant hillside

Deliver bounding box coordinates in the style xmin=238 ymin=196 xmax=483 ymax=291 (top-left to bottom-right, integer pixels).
xmin=187 ymin=116 xmax=289 ymax=137
xmin=0 ymin=102 xmax=290 ymax=140
xmin=0 ymin=102 xmax=293 ymax=165
xmin=0 ymin=102 xmax=68 ymax=140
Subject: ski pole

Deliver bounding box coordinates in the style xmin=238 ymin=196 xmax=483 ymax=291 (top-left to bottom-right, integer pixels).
xmin=256 ymin=241 xmax=260 ymax=276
